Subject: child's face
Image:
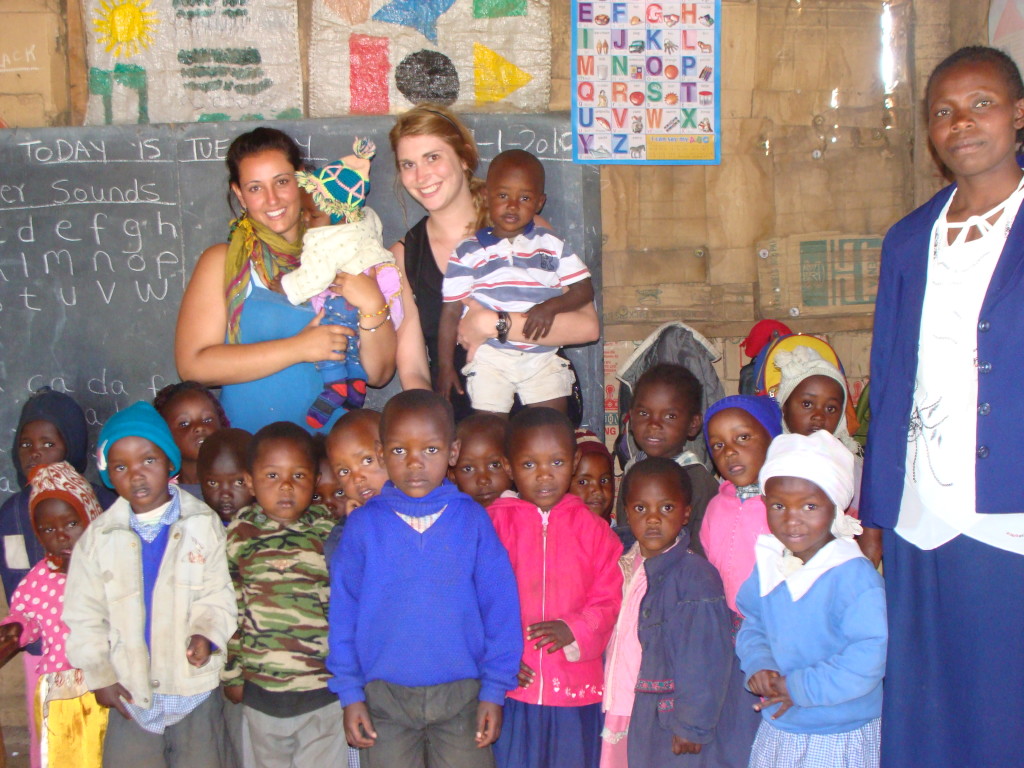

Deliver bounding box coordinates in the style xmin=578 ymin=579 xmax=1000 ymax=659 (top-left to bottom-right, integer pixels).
xmin=327 ymin=420 xmax=389 ymax=506
xmin=706 ymin=408 xmax=772 ymax=487
xmin=763 ymin=476 xmax=835 ymax=563
xmin=33 ymin=498 xmax=85 ymax=571
xmin=508 ymin=426 xmax=579 ymax=512
xmin=377 ymin=410 xmax=459 ymax=499
xmin=570 ymin=452 xmax=615 ymax=522
xmin=164 ymin=391 xmax=222 ymax=463
xmin=486 ymin=163 xmax=547 ymax=239
xmin=245 ymin=438 xmax=317 ymax=525
xmin=927 ymin=59 xmax=1024 ymax=183
xmin=107 ymin=436 xmax=173 ymax=514
xmin=314 ymin=456 xmax=347 ymax=519
xmin=782 ymin=375 xmax=844 ymax=437
xmin=300 ymin=189 xmax=332 ymax=229
xmin=199 ymin=451 xmax=253 ymax=524
xmin=450 ymin=432 xmax=512 ymax=508
xmin=629 ymin=381 xmax=702 ymax=459
xmin=17 ymin=420 xmax=67 ymax=475
xmin=625 ymin=472 xmax=691 ymax=559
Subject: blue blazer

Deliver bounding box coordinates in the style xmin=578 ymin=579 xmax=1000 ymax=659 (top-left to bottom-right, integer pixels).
xmin=861 ymin=184 xmax=1024 ymax=528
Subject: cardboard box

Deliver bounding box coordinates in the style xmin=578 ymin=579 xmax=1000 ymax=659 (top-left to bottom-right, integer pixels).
xmin=756 ymin=232 xmax=881 ymax=319
xmin=0 ymin=9 xmax=67 ymax=126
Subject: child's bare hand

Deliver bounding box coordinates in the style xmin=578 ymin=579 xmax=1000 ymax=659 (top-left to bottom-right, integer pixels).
xmin=753 ymin=674 xmax=794 ymax=719
xmin=522 ymin=301 xmax=558 ymax=340
xmin=95 ymin=683 xmax=133 ymax=719
xmin=0 ymin=622 xmax=22 ymax=642
xmin=527 ymin=620 xmax=575 ymax=654
xmin=747 ymin=669 xmax=780 ymax=697
xmin=517 ymin=660 xmax=536 ymax=688
xmin=223 ymin=684 xmax=243 ymax=704
xmin=475 ymin=701 xmax=503 ymax=747
xmin=186 ymin=635 xmax=212 ymax=667
xmin=434 ymin=363 xmax=464 ymax=401
xmin=344 ymin=701 xmax=377 ymax=748
xmin=343 ymin=497 xmax=362 ymax=517
xmin=672 ymin=735 xmax=703 ymax=755
xmin=331 ymin=272 xmax=387 ymax=317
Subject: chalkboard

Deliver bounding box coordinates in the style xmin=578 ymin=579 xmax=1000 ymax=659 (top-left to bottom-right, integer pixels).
xmin=0 ymin=113 xmax=603 ymax=494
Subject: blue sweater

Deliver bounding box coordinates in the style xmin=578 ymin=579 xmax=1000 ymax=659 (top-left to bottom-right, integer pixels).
xmin=735 ymin=551 xmax=886 ymax=734
xmin=327 ymin=480 xmax=522 ymax=706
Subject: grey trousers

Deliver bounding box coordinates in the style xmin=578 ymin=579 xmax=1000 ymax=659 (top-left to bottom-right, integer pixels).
xmin=102 ymin=692 xmax=224 ymax=768
xmin=361 ymin=679 xmax=496 ymax=768
xmin=242 ymin=699 xmax=347 ymax=768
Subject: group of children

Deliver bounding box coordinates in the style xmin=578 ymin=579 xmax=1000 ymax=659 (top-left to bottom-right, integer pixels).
xmin=0 ymin=329 xmax=885 ymax=768
xmin=0 ymin=97 xmax=886 ymax=768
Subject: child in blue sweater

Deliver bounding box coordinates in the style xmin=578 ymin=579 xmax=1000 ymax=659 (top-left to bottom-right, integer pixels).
xmin=328 ymin=390 xmax=522 ymax=768
xmin=736 ymin=431 xmax=886 ymax=768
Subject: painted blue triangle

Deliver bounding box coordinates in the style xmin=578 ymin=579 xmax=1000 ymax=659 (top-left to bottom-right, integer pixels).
xmin=372 ymin=0 xmax=456 ymax=43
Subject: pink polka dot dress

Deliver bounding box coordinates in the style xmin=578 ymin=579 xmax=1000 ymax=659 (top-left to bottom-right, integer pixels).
xmin=1 ymin=561 xmax=74 ymax=674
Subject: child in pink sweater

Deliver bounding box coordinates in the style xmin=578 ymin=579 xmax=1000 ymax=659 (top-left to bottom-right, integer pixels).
xmin=489 ymin=408 xmax=623 ymax=768
xmin=700 ymin=396 xmax=782 ymax=615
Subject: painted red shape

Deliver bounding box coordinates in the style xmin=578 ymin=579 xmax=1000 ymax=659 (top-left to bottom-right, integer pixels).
xmin=350 ymin=35 xmax=390 ymax=114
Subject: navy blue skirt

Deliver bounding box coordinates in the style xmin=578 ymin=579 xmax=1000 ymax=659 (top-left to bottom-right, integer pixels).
xmin=881 ymin=530 xmax=1024 ymax=768
xmin=493 ymin=699 xmax=602 ymax=768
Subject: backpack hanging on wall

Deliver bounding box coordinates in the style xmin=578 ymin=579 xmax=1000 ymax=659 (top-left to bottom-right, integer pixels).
xmin=614 ymin=321 xmax=726 ymax=472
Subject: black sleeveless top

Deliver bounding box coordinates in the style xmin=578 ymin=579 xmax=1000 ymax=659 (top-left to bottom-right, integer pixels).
xmin=402 ymin=216 xmax=472 ymax=418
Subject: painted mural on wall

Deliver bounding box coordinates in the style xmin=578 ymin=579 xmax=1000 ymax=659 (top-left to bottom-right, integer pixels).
xmin=571 ymin=0 xmax=722 ymax=164
xmin=84 ymin=0 xmax=302 ymax=124
xmin=308 ymin=0 xmax=551 ymax=116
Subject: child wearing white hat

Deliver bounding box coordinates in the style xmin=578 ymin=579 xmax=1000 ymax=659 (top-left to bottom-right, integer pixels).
xmin=736 ymin=431 xmax=886 ymax=768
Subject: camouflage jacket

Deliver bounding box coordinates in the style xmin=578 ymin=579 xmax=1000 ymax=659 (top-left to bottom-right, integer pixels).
xmin=222 ymin=504 xmax=336 ymax=691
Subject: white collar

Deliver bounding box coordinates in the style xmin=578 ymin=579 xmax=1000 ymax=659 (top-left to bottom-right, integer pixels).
xmin=755 ymin=535 xmax=865 ymax=601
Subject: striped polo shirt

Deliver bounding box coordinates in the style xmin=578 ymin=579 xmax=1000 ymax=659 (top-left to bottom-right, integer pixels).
xmin=442 ymin=221 xmax=591 ymax=352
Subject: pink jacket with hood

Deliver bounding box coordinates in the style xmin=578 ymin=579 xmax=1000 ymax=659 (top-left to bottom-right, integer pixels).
xmin=489 ymin=493 xmax=623 ymax=707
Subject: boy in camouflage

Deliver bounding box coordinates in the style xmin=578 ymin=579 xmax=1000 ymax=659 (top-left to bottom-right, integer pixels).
xmin=221 ymin=422 xmax=343 ymax=767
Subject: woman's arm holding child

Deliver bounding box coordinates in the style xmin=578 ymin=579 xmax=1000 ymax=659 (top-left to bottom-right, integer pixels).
xmin=435 ymin=300 xmax=465 ymax=400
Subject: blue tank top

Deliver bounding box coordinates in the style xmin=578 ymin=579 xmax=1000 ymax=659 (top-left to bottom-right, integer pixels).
xmin=220 ymin=282 xmax=343 ymax=434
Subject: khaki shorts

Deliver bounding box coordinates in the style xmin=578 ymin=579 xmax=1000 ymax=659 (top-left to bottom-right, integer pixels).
xmin=462 ymin=345 xmax=574 ymax=413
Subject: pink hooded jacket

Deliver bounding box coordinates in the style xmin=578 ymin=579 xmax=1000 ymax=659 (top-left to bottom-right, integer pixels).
xmin=489 ymin=493 xmax=623 ymax=706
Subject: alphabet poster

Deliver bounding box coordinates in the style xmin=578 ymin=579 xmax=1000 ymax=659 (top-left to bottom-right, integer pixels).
xmin=308 ymin=0 xmax=551 ymax=116
xmin=571 ymin=1 xmax=722 ymax=164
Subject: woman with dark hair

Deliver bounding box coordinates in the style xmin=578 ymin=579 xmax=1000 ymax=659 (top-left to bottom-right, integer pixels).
xmin=175 ymin=127 xmax=397 ymax=432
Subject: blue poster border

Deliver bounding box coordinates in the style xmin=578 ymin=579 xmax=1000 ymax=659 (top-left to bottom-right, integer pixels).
xmin=571 ymin=0 xmax=723 ymax=165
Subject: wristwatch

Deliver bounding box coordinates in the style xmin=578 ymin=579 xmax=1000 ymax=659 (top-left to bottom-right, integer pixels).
xmin=496 ymin=311 xmax=511 ymax=344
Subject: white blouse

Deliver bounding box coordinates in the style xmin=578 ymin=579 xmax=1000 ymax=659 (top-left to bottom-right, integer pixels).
xmin=898 ymin=176 xmax=1024 ymax=553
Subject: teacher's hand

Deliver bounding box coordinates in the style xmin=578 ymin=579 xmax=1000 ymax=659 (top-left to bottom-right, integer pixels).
xmin=458 ymin=298 xmax=498 ymax=362
xmin=296 ymin=310 xmax=353 ymax=363
xmin=330 ymin=272 xmax=387 ymax=316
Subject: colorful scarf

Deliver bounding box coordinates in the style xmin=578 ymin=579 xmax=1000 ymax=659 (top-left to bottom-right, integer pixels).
xmin=224 ymin=214 xmax=304 ymax=344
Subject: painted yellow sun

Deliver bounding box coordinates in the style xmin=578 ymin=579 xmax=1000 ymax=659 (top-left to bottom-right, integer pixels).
xmin=93 ymin=0 xmax=157 ymax=59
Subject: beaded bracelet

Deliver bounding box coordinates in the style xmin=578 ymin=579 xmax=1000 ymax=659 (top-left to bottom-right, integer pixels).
xmin=358 ymin=304 xmax=389 ymax=319
xmin=359 ymin=310 xmax=391 ymax=332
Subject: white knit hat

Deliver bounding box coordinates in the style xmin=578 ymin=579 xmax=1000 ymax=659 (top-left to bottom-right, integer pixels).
xmin=774 ymin=345 xmax=859 ymax=452
xmin=759 ymin=431 xmax=862 ymax=540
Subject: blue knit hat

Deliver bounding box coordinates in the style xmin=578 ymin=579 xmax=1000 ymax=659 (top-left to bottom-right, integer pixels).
xmin=703 ymin=394 xmax=783 ymax=447
xmin=96 ymin=401 xmax=181 ymax=488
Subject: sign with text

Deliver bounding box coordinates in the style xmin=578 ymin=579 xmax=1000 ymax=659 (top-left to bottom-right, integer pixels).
xmin=571 ymin=0 xmax=721 ymax=164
